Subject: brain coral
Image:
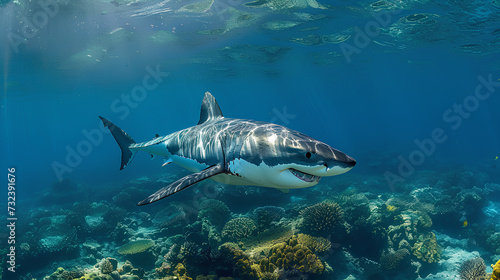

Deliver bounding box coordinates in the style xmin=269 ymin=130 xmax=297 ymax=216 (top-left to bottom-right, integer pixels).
xmin=222 ymin=217 xmax=257 ymax=241
xmin=458 ymin=257 xmax=486 ymax=280
xmin=118 ymin=239 xmax=155 ymax=255
xmin=300 ymin=202 xmax=344 ymax=237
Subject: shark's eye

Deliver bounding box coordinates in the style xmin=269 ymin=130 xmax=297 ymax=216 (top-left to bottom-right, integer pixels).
xmin=305 ymin=152 xmax=312 ymax=159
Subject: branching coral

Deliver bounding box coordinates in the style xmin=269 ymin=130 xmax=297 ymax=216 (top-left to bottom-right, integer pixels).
xmin=380 ymin=249 xmax=410 ymax=270
xmin=459 ymin=257 xmax=486 ymax=280
xmin=300 ymin=202 xmax=344 ymax=237
xmin=222 ymin=217 xmax=257 ymax=241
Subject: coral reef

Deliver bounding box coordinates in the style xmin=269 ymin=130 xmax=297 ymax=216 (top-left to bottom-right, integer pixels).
xmin=295 ymin=233 xmax=332 ymax=254
xmin=380 ymin=248 xmax=410 ymax=270
xmin=253 ymin=206 xmax=286 ymax=231
xmin=197 ymin=199 xmax=231 ymax=229
xmin=299 ymin=201 xmax=345 ymax=237
xmin=222 ymin=217 xmax=257 ymax=241
xmin=118 ymin=239 xmax=155 ymax=255
xmin=45 ymin=267 xmax=83 ymax=280
xmin=218 ymin=242 xmax=259 ymax=279
xmin=412 ymin=232 xmax=441 ymax=263
xmin=458 ymin=257 xmax=486 ymax=280
xmin=492 ymin=259 xmax=500 ymax=280
xmin=487 ymin=233 xmax=500 ymax=254
xmin=97 ymin=258 xmax=118 ymax=274
xmin=259 ymin=235 xmax=325 ymax=275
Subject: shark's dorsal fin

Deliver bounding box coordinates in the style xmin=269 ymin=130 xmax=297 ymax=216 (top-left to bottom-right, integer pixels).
xmin=198 ymin=92 xmax=223 ymax=125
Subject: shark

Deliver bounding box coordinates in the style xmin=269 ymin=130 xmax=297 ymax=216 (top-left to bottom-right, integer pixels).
xmin=99 ymin=92 xmax=356 ymax=206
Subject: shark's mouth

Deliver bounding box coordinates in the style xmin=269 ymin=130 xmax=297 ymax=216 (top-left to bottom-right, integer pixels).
xmin=290 ymin=168 xmax=321 ymax=183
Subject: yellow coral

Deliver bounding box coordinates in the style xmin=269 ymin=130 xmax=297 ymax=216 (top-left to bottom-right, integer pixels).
xmin=411 ymin=232 xmax=441 ymax=263
xmin=176 ymin=263 xmax=187 ymax=276
xmin=260 ymin=235 xmax=324 ymax=274
xmin=492 ymin=259 xmax=500 ymax=280
xmin=296 ymin=233 xmax=332 ymax=253
xmin=386 ymin=204 xmax=397 ymax=212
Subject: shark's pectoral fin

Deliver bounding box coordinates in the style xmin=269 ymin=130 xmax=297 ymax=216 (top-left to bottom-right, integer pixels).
xmin=137 ymin=164 xmax=225 ymax=206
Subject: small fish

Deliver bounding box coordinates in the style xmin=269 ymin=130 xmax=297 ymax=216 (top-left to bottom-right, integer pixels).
xmin=495 ymin=156 xmax=498 ymax=160
xmin=460 ymin=212 xmax=468 ymax=227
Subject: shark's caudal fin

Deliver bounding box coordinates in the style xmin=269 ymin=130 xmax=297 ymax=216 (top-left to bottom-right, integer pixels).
xmin=197 ymin=92 xmax=223 ymax=125
xmin=99 ymin=116 xmax=137 ymax=170
xmin=137 ymin=164 xmax=225 ymax=206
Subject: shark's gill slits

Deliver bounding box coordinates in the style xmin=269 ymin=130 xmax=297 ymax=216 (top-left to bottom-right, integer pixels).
xmin=290 ymin=168 xmax=321 ymax=183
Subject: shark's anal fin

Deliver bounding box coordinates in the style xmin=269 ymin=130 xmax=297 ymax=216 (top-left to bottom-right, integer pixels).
xmin=137 ymin=164 xmax=225 ymax=206
xmin=278 ymin=188 xmax=289 ymax=194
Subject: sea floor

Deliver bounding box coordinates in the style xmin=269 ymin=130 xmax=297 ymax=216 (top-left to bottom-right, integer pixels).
xmin=3 ymin=162 xmax=500 ymax=280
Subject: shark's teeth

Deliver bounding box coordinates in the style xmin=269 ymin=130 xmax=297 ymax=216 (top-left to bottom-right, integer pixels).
xmin=290 ymin=169 xmax=321 ymax=183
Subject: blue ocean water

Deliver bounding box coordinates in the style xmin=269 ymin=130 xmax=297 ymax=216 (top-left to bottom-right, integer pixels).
xmin=1 ymin=0 xmax=500 ymax=279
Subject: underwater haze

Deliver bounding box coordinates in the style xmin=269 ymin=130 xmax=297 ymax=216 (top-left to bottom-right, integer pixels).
xmin=1 ymin=0 xmax=500 ymax=279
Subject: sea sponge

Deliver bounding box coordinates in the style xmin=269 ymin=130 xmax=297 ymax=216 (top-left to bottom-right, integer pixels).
xmin=118 ymin=239 xmax=154 ymax=255
xmin=491 ymin=259 xmax=500 ymax=280
xmin=222 ymin=217 xmax=257 ymax=241
xmin=411 ymin=232 xmax=441 ymax=263
xmin=380 ymin=248 xmax=410 ymax=270
xmin=300 ymin=202 xmax=344 ymax=237
xmin=459 ymin=257 xmax=486 ymax=280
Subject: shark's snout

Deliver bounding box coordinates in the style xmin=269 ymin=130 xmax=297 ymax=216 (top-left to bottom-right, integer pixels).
xmin=345 ymin=155 xmax=356 ymax=167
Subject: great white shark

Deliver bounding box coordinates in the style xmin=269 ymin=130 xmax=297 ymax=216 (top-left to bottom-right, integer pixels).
xmin=100 ymin=92 xmax=356 ymax=206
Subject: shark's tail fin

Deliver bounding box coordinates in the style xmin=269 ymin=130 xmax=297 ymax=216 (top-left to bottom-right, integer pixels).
xmin=99 ymin=116 xmax=137 ymax=170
